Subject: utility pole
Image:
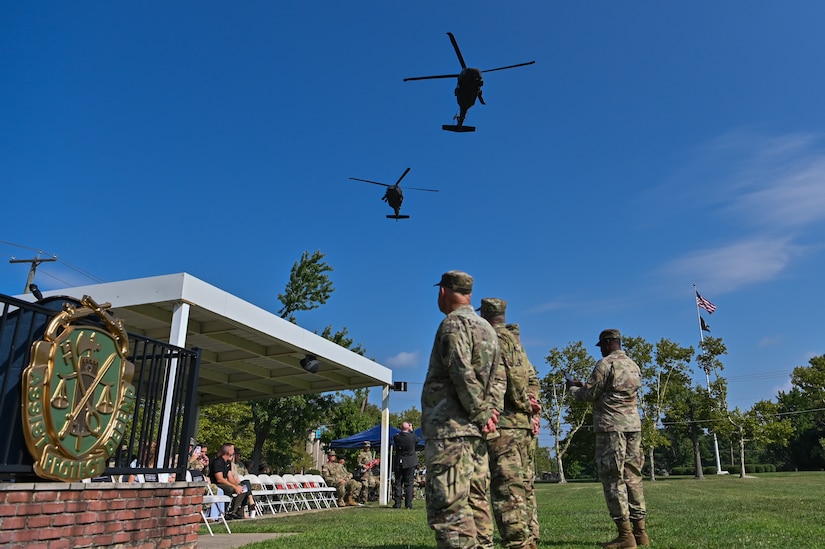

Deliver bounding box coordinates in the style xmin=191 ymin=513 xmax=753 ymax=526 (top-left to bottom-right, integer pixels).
xmin=9 ymin=253 xmax=56 ymax=293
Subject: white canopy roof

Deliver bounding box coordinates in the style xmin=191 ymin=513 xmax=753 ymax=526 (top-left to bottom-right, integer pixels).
xmin=29 ymin=272 xmax=393 ymax=406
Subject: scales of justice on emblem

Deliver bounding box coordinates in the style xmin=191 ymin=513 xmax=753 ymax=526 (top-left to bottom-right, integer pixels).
xmin=22 ymin=295 xmax=136 ymax=482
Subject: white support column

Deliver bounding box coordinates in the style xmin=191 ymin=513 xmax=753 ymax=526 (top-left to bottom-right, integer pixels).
xmin=379 ymin=384 xmax=391 ymax=505
xmin=156 ymin=301 xmax=190 ymax=467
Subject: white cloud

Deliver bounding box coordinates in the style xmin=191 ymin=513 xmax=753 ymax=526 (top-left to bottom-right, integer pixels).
xmin=661 ymin=236 xmax=802 ymax=293
xmin=384 ymin=351 xmax=420 ymax=369
xmin=721 ymin=138 xmax=825 ymax=230
xmin=757 ymin=335 xmax=784 ymax=348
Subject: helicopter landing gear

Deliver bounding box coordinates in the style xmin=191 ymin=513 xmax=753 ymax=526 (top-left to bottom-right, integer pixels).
xmin=443 ymin=111 xmax=475 ymax=132
xmin=443 ymin=124 xmax=475 ymax=132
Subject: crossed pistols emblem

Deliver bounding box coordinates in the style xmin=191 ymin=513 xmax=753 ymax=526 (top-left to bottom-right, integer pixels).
xmin=22 ymin=296 xmax=136 ymax=482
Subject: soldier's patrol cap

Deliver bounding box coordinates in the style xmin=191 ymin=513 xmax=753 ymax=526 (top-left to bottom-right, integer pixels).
xmin=327 ymin=449 xmax=337 ymax=457
xmin=596 ymin=328 xmax=621 ymax=346
xmin=434 ymin=270 xmax=474 ymax=294
xmin=477 ymin=298 xmax=507 ymax=317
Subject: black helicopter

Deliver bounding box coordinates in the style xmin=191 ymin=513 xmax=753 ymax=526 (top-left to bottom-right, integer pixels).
xmin=349 ymin=167 xmax=439 ymax=220
xmin=404 ymin=32 xmax=535 ymax=132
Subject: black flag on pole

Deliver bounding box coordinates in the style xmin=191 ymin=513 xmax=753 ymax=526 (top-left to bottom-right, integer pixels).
xmin=700 ymin=316 xmax=711 ymax=333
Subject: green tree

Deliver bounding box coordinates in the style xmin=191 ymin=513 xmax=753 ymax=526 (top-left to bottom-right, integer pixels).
xmin=389 ymin=406 xmax=422 ymax=430
xmin=277 ymin=250 xmax=334 ymax=323
xmin=321 ymin=389 xmax=382 ymax=462
xmin=725 ymin=400 xmax=793 ymax=478
xmin=250 ymin=394 xmax=336 ymax=472
xmin=196 ymin=401 xmax=254 ymax=456
xmin=773 ymin=355 xmax=825 ymax=469
xmin=637 ymin=338 xmax=693 ymax=480
xmin=540 ymin=341 xmax=594 ymax=484
xmin=247 ymin=250 xmax=364 ymax=471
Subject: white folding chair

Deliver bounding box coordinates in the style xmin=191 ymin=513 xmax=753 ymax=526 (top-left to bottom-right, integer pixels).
xmin=242 ymin=473 xmax=276 ymax=515
xmin=186 ymin=470 xmax=232 ymax=536
xmin=282 ymin=474 xmax=312 ymax=510
xmin=260 ymin=474 xmax=297 ymax=513
xmin=295 ymin=474 xmax=322 ymax=509
xmin=311 ymin=474 xmax=339 ymax=508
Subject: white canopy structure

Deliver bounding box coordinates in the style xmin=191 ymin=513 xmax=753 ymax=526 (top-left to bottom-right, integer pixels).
xmin=24 ymin=272 xmax=394 ymax=503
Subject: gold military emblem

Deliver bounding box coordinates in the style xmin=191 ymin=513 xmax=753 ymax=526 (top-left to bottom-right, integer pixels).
xmin=22 ymin=295 xmax=136 ymax=481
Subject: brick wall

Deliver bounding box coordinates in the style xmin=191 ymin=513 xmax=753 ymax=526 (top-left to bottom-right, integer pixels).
xmin=0 ymin=481 xmax=204 ymax=549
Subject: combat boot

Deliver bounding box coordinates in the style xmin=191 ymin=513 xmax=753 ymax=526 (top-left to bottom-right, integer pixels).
xmin=345 ymin=495 xmax=359 ymax=506
xmin=631 ymin=518 xmax=650 ymax=546
xmin=337 ymin=497 xmax=345 ymax=507
xmin=602 ymin=519 xmax=637 ymax=549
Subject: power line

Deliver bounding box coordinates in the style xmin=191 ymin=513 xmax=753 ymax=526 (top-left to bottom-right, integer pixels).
xmin=659 ymin=406 xmax=825 ymax=426
xmin=2 ymin=240 xmax=106 ymax=287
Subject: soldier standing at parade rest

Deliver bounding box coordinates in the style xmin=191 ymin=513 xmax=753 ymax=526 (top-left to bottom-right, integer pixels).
xmin=422 ymin=270 xmax=503 ymax=549
xmin=479 ymin=299 xmax=540 ymax=549
xmin=567 ymin=329 xmax=649 ymax=548
xmin=506 ymin=323 xmax=542 ymax=544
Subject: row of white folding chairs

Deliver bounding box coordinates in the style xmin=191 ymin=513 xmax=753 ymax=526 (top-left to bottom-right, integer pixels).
xmin=243 ymin=473 xmax=304 ymax=514
xmin=242 ymin=473 xmax=339 ymax=513
xmin=303 ymin=474 xmax=339 ymax=508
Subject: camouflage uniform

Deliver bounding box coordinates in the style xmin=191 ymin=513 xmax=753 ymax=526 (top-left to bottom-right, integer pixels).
xmin=357 ymin=445 xmax=378 ymax=502
xmin=569 ymin=343 xmax=646 ymax=523
xmin=321 ymin=457 xmax=361 ymax=504
xmin=506 ymin=322 xmax=541 ymax=545
xmin=423 ymin=272 xmax=502 ymax=549
xmin=481 ymin=301 xmax=537 ymax=549
xmin=512 ymin=326 xmax=541 ymax=544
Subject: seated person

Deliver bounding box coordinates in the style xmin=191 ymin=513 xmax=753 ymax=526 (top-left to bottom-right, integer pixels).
xmin=321 ymin=450 xmax=361 ymax=506
xmin=230 ymin=450 xmax=256 ymax=518
xmin=356 ymin=441 xmax=380 ymax=503
xmin=210 ymin=443 xmax=248 ymax=519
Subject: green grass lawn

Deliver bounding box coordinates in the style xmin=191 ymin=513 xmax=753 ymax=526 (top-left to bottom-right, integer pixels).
xmin=205 ymin=472 xmax=825 ymax=548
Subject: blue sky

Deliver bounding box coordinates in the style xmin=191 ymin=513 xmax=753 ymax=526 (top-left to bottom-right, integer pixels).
xmin=3 ymin=3 xmax=825 ymax=448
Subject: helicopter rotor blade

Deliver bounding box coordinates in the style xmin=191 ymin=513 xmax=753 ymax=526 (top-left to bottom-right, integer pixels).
xmin=394 ymin=167 xmax=411 ymax=187
xmin=447 ymin=32 xmax=467 ymax=69
xmin=349 ymin=177 xmax=391 ymax=188
xmin=481 ymin=61 xmax=536 ymax=74
xmin=404 ymin=186 xmax=440 ymax=193
xmin=403 ymin=73 xmax=461 ymax=82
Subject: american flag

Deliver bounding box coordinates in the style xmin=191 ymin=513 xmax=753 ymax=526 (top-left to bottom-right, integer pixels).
xmin=696 ymin=291 xmax=717 ymax=314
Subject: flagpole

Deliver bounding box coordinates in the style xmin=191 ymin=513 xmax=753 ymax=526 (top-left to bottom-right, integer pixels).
xmin=694 ymin=284 xmax=725 ymax=475
xmin=694 ymin=284 xmax=705 ymax=347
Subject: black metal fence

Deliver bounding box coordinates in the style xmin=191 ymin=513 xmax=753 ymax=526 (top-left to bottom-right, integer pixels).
xmin=0 ymin=293 xmax=201 ymax=481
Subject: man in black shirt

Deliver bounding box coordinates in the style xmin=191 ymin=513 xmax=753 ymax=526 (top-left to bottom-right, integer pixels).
xmin=392 ymin=422 xmax=420 ymax=509
xmin=210 ymin=443 xmax=246 ymax=519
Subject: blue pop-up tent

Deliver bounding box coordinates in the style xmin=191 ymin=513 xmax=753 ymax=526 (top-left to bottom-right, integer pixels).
xmin=329 ymin=425 xmax=425 ymax=450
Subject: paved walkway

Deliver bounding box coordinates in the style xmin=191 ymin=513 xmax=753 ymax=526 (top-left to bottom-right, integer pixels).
xmin=198 ymin=532 xmax=294 ymax=549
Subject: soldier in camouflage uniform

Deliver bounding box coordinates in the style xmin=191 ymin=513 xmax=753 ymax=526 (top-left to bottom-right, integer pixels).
xmin=479 ymin=300 xmax=540 ymax=549
xmin=422 ymin=271 xmax=503 ymax=549
xmin=567 ymin=329 xmax=648 ymax=549
xmin=506 ymin=323 xmax=541 ymax=544
xmin=357 ymin=441 xmax=379 ymax=503
xmin=321 ymin=451 xmax=362 ymax=507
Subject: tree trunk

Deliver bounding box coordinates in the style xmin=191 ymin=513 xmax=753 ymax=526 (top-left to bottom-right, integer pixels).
xmin=648 ymin=447 xmax=656 ymax=481
xmin=555 ymin=442 xmax=567 ymax=484
xmin=251 ymin=405 xmax=269 ymax=474
xmin=738 ymin=427 xmax=746 ymax=479
xmin=692 ymin=430 xmax=704 ymax=480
